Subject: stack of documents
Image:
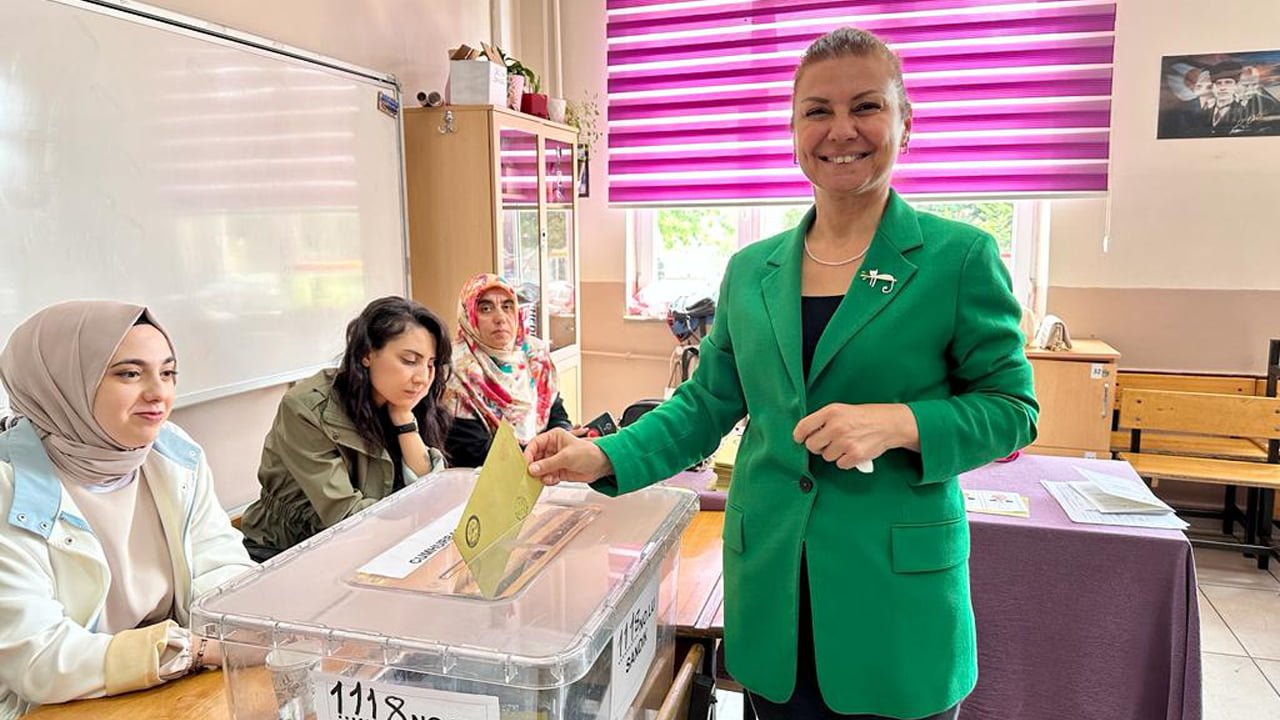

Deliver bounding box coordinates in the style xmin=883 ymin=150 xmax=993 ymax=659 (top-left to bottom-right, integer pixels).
xmin=710 ymin=432 xmax=740 ymax=491
xmin=964 ymin=489 xmax=1031 ymax=518
xmin=1043 ymin=467 xmax=1189 ymax=529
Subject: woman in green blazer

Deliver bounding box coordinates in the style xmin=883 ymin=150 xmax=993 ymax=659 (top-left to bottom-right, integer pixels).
xmin=525 ymin=28 xmax=1037 ymax=720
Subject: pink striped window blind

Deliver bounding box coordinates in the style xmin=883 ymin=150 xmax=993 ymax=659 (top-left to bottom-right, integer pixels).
xmin=606 ymin=0 xmax=1117 ymax=204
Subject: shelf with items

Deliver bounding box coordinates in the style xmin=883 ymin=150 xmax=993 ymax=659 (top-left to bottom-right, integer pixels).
xmin=404 ymin=105 xmax=581 ymax=420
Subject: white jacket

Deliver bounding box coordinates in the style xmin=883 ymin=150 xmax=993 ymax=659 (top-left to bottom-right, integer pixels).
xmin=0 ymin=418 xmax=255 ymax=719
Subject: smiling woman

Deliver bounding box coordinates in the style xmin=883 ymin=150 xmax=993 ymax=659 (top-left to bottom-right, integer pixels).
xmin=238 ymin=296 xmax=454 ymax=562
xmin=0 ymin=301 xmax=254 ymax=717
xmin=522 ymin=26 xmax=1037 ymax=720
xmin=93 ymin=323 xmax=178 ymax=449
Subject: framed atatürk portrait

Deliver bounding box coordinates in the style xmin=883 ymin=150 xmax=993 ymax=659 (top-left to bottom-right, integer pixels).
xmin=1158 ymin=50 xmax=1280 ymax=138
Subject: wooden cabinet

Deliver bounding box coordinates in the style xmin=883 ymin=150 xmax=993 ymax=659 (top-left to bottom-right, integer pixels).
xmin=404 ymin=105 xmax=581 ymax=419
xmin=1025 ymin=340 xmax=1120 ymax=458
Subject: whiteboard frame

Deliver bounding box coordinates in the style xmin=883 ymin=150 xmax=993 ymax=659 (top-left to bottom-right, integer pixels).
xmin=31 ymin=0 xmax=413 ymax=410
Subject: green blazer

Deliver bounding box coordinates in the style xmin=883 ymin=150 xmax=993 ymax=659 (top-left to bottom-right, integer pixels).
xmin=594 ymin=191 xmax=1038 ymax=717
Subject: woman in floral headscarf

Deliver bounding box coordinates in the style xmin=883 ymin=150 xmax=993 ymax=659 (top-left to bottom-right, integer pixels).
xmin=443 ymin=273 xmax=574 ymax=467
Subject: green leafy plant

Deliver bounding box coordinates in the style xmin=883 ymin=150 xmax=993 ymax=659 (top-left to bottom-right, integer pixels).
xmin=565 ymin=92 xmax=602 ymax=154
xmin=495 ymin=46 xmax=541 ymax=94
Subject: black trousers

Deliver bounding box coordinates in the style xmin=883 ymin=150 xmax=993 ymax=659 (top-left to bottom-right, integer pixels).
xmin=746 ymin=555 xmax=964 ymax=720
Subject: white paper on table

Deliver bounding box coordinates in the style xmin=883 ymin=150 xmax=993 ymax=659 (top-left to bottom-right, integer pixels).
xmin=1067 ymin=481 xmax=1170 ymax=515
xmin=963 ymin=489 xmax=1030 ymax=517
xmin=1072 ymin=466 xmax=1175 ymax=513
xmin=1042 ymin=481 xmax=1189 ymax=530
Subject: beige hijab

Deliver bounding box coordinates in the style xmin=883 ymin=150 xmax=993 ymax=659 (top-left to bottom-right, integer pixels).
xmin=0 ymin=301 xmax=172 ymax=486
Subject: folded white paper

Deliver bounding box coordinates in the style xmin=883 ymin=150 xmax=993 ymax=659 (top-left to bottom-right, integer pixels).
xmin=1070 ymin=466 xmax=1176 ymax=514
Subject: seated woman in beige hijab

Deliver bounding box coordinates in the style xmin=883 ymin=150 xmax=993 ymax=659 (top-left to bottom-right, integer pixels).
xmin=0 ymin=301 xmax=254 ymax=718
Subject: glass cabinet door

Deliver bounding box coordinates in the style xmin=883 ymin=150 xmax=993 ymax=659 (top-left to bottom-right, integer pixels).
xmin=498 ymin=126 xmax=542 ymax=340
xmin=545 ymin=138 xmax=577 ymax=351
xmin=544 ymin=137 xmax=574 ymax=206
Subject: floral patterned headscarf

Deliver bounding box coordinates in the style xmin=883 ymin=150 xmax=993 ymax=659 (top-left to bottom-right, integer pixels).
xmin=442 ymin=274 xmax=558 ymax=442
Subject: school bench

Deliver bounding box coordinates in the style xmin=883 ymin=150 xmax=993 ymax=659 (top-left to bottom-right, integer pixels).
xmin=1116 ymin=389 xmax=1280 ymax=569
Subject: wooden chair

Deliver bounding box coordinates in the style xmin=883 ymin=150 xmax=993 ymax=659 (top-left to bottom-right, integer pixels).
xmin=1117 ymin=389 xmax=1280 ymax=569
xmin=657 ymin=644 xmax=711 ymax=720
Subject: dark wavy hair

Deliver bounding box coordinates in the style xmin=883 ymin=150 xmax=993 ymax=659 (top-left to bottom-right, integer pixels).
xmin=332 ymin=296 xmax=453 ymax=455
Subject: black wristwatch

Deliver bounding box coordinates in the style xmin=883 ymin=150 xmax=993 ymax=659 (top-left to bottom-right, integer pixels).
xmin=393 ymin=419 xmax=419 ymax=435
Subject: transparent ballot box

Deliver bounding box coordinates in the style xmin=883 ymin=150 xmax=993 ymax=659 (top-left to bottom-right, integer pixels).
xmin=192 ymin=469 xmax=698 ymax=720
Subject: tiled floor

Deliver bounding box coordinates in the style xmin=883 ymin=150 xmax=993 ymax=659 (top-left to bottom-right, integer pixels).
xmin=711 ymin=546 xmax=1280 ymax=718
xmin=1196 ymin=546 xmax=1280 ymax=719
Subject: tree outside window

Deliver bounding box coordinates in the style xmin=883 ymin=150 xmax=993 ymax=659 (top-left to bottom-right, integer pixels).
xmin=628 ymin=201 xmax=1023 ymax=319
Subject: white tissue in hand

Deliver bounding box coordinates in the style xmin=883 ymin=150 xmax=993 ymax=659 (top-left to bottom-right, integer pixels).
xmin=854 ymin=460 xmax=874 ymax=473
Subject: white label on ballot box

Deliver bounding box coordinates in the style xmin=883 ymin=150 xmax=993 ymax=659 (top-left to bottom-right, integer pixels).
xmin=357 ymin=503 xmax=465 ymax=579
xmin=313 ymin=674 xmax=500 ymax=720
xmin=611 ymin=573 xmax=660 ymax=719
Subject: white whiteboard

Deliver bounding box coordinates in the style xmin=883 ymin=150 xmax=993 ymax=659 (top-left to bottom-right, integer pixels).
xmin=0 ymin=0 xmax=409 ymax=411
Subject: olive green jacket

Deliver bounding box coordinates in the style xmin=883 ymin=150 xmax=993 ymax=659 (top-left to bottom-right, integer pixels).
xmin=594 ymin=192 xmax=1037 ymax=717
xmin=239 ymin=370 xmax=444 ymax=556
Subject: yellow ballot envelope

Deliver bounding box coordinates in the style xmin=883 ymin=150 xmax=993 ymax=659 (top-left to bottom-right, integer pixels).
xmin=452 ymin=420 xmax=545 ymax=597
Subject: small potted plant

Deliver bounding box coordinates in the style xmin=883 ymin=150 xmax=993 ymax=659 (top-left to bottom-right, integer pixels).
xmin=515 ymin=66 xmax=548 ymax=119
xmin=496 ymin=48 xmax=547 ymax=118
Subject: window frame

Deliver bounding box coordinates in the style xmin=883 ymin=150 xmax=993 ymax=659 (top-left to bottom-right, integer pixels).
xmin=625 ymin=200 xmax=1043 ymax=320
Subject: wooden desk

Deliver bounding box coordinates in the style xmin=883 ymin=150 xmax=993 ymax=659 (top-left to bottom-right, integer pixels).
xmin=25 ymin=669 xmax=228 ymax=720
xmin=674 ymin=510 xmax=725 ymax=638
xmin=26 ymin=515 xmax=729 ymax=720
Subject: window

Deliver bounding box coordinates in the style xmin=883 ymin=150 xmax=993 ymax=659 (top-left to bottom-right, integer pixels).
xmin=626 ymin=200 xmax=1038 ymax=319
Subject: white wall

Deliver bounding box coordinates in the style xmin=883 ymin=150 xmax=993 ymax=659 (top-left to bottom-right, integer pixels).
xmin=1044 ymin=0 xmax=1280 ymax=373
xmin=1050 ymin=0 xmax=1280 ymax=291
xmin=559 ymin=0 xmax=678 ymax=419
xmin=562 ymin=0 xmax=627 ymax=285
xmin=143 ymin=0 xmax=493 ymax=508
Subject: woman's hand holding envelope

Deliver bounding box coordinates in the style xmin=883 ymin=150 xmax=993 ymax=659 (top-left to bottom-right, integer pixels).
xmin=524 ymin=429 xmax=614 ymax=486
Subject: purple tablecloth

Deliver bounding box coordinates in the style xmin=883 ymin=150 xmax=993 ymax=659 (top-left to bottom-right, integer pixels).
xmin=958 ymin=455 xmax=1201 ymax=720
xmin=664 ymin=455 xmax=1202 ymax=720
xmin=663 ymin=469 xmax=724 ymax=509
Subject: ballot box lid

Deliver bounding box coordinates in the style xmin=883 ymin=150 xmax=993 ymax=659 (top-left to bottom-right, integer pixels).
xmin=192 ymin=469 xmax=697 ymax=688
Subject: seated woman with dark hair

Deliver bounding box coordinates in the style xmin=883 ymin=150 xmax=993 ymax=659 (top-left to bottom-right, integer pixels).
xmin=239 ymin=296 xmax=452 ymax=561
xmin=443 ymin=273 xmax=574 ymax=467
xmin=0 ymin=301 xmax=254 ymax=717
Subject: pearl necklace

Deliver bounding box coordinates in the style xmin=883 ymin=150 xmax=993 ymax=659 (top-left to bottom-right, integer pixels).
xmin=803 ymin=236 xmax=871 ymax=266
